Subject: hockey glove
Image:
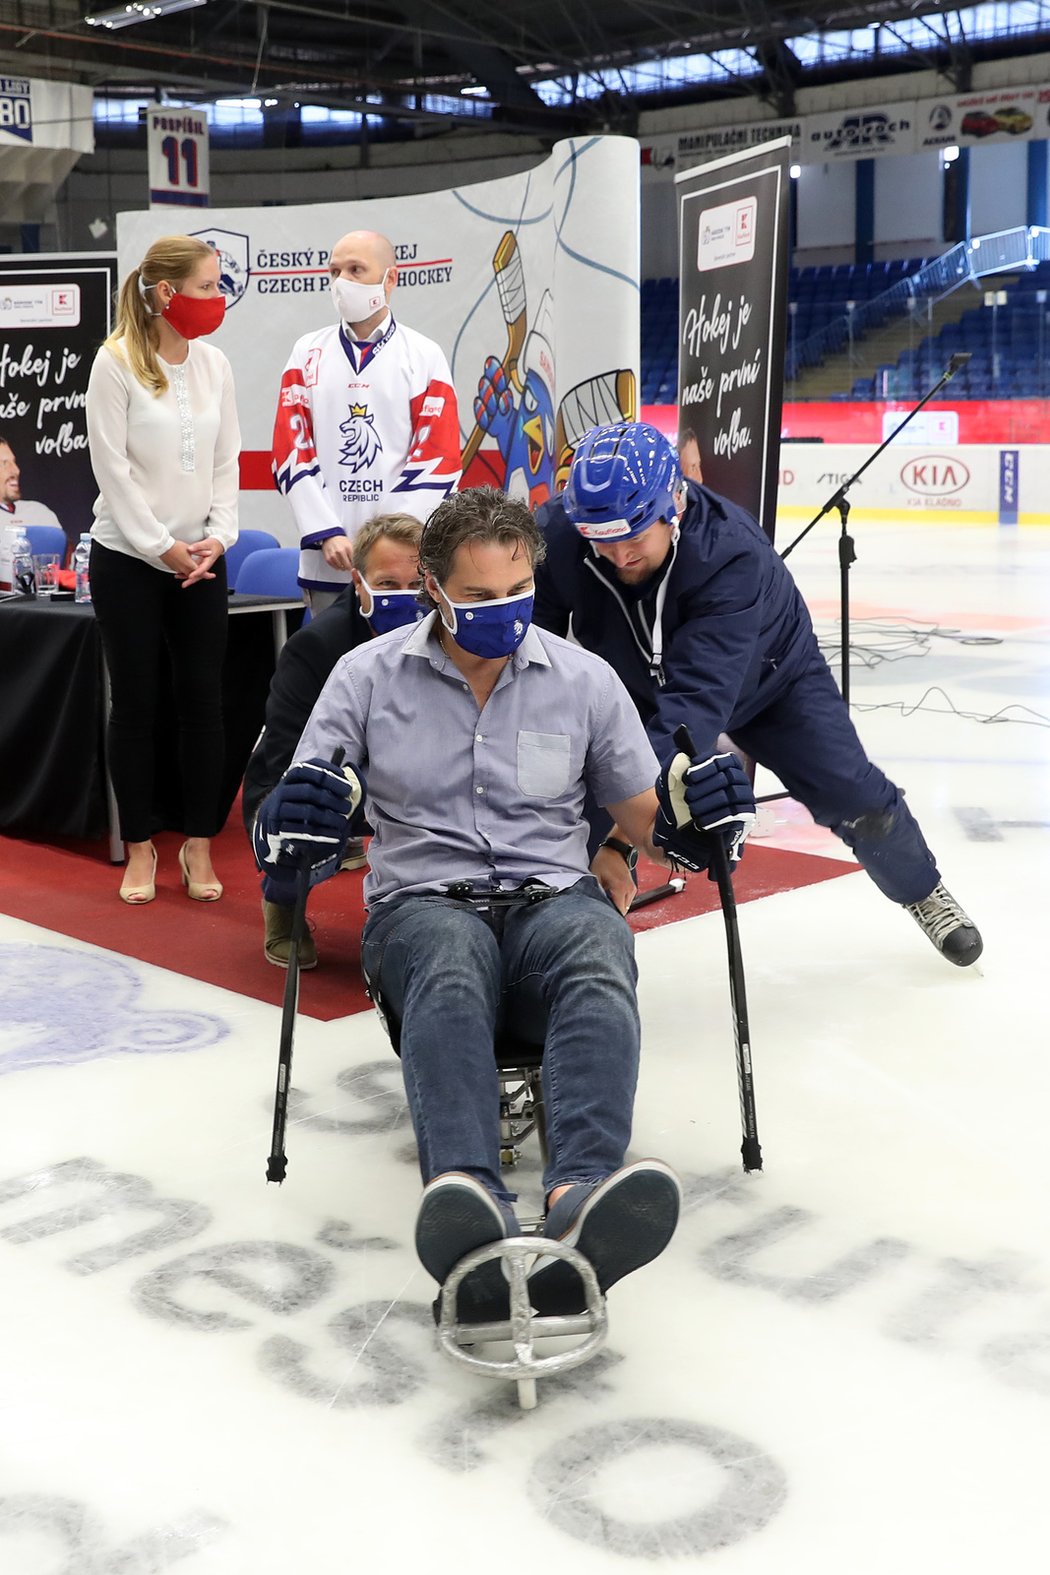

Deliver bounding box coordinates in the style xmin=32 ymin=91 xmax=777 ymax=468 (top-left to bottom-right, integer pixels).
xmin=253 ymin=756 xmax=365 ymax=886
xmin=473 ymin=356 xmax=512 ymax=433
xmin=653 ymin=750 xmax=756 ymax=876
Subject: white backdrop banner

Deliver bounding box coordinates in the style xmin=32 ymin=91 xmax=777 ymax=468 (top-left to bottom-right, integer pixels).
xmin=116 ymin=135 xmax=640 ymax=537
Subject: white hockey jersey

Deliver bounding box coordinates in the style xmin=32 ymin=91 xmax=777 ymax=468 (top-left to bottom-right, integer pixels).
xmin=272 ymin=315 xmax=461 ymax=591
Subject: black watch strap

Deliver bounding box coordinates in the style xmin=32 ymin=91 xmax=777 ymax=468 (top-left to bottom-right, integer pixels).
xmin=600 ymin=836 xmax=638 ymax=871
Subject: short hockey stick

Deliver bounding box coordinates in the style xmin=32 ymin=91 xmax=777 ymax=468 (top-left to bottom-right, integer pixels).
xmin=266 ymin=746 xmax=345 ymax=1183
xmin=673 ymin=725 xmax=763 ymax=1172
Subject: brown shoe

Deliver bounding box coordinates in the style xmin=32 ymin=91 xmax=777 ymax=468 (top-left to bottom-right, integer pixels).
xmin=262 ymin=899 xmax=318 ymax=969
xmin=339 ymin=836 xmax=368 ymax=873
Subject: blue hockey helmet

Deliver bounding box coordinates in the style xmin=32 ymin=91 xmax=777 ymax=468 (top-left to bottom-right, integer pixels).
xmin=563 ymin=421 xmax=684 ymax=541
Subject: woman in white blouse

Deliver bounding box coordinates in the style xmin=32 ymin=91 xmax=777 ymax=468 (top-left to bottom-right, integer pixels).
xmin=86 ymin=234 xmax=240 ymax=904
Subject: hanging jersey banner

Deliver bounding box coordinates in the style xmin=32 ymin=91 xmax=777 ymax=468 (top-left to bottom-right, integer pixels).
xmin=676 ymin=139 xmax=790 ymax=542
xmin=147 ymin=108 xmax=210 ymax=209
xmin=0 ymin=77 xmax=94 ymax=223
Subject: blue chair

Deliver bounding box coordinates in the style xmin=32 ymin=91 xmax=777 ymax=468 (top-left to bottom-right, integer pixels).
xmin=25 ymin=525 xmax=68 ymax=563
xmin=223 ymin=529 xmax=280 ymax=590
xmin=234 ymin=547 xmax=301 ymax=598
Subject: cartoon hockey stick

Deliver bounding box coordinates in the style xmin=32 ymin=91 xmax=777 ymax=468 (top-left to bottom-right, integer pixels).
xmin=554 ymin=369 xmax=637 ymax=489
xmin=461 ymin=230 xmax=529 ymax=470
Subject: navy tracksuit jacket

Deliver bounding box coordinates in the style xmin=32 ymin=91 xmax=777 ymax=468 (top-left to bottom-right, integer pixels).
xmin=534 ymin=481 xmax=940 ymax=905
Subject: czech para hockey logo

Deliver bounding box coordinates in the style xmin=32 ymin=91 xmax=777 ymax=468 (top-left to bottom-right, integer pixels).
xmin=339 ymin=403 xmax=384 ymax=473
xmin=189 ymin=226 xmax=250 ymax=308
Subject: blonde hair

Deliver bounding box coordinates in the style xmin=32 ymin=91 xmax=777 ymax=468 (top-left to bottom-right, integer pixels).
xmin=105 ymin=235 xmax=216 ymax=396
xmin=354 ymin=511 xmax=423 ymax=578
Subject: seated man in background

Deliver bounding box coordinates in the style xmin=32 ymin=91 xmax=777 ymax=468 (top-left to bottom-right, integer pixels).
xmin=243 ymin=511 xmax=424 ymax=968
xmin=253 ymin=487 xmax=752 ymax=1319
xmin=534 ymin=420 xmax=982 ymax=967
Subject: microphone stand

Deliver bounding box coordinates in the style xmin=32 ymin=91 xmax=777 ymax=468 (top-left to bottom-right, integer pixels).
xmin=780 ymin=351 xmax=971 ymax=708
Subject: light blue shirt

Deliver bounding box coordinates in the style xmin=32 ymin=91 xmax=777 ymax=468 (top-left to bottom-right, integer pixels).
xmin=296 ymin=611 xmax=659 ymax=906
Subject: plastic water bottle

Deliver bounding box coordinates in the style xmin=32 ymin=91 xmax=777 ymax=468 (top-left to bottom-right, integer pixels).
xmin=73 ymin=533 xmax=93 ymax=604
xmin=11 ymin=529 xmax=35 ymax=597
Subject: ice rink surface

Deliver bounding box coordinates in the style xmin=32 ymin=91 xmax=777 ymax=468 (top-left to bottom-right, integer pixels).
xmin=1 ymin=520 xmax=1048 ymax=1573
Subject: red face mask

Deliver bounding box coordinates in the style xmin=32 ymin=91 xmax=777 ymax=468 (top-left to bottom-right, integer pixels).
xmin=162 ymin=291 xmax=225 ymax=339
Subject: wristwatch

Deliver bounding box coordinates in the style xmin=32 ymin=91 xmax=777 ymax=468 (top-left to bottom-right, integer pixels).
xmin=600 ymin=836 xmax=639 ymax=871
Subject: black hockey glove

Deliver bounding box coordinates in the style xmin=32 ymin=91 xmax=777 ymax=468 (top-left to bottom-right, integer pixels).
xmin=653 ymin=750 xmax=756 ymax=876
xmin=253 ymin=756 xmax=365 ymax=887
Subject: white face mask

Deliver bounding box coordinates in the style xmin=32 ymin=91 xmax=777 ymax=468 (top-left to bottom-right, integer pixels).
xmin=330 ymin=271 xmax=390 ymax=326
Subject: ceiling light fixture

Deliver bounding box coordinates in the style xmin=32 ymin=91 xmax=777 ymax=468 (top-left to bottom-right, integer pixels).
xmin=85 ymin=0 xmax=207 ymax=31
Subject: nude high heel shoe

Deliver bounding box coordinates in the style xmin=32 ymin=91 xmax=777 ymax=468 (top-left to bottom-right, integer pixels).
xmin=119 ymin=844 xmax=157 ymax=905
xmin=178 ymin=841 xmax=223 ymax=902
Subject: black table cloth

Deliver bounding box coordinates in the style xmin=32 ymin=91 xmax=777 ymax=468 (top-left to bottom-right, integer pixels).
xmin=0 ymin=594 xmax=303 ymax=842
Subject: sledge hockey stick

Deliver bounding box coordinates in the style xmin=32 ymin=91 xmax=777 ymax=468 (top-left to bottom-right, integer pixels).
xmin=629 ymin=876 xmax=685 ymax=912
xmin=673 ymin=725 xmax=763 ymax=1173
xmin=461 ymin=230 xmax=528 ymax=471
xmin=266 ymin=746 xmax=345 ymax=1184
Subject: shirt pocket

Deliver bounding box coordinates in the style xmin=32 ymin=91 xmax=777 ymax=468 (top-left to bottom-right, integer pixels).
xmin=517 ymin=730 xmax=572 ymax=798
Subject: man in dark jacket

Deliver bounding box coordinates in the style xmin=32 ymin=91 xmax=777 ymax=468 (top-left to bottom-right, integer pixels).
xmin=534 ymin=421 xmax=982 ymax=967
xmin=243 ymin=511 xmax=423 ymax=966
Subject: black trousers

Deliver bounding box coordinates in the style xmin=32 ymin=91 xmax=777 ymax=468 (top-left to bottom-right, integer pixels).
xmin=90 ymin=541 xmax=228 ymax=843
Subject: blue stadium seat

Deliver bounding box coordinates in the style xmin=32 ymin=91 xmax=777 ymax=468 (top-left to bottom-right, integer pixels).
xmin=224 ymin=529 xmax=280 ymax=589
xmin=234 ymin=547 xmax=301 ymax=598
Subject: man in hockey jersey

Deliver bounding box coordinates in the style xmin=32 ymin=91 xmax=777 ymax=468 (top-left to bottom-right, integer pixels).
xmin=533 ymin=421 xmax=983 ymax=968
xmin=243 ymin=512 xmax=424 ymax=967
xmin=272 ymin=230 xmax=461 ymax=612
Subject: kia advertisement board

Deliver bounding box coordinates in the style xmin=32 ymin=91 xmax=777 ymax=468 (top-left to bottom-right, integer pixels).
xmin=771 ymin=443 xmax=1047 ymax=524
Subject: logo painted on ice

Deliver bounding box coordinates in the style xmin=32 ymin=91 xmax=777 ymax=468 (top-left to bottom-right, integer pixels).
xmin=0 ymin=945 xmax=227 ymax=1076
xmin=339 ymin=403 xmax=383 ymax=472
xmin=900 ymin=455 xmax=971 ymax=497
xmin=190 ymin=226 xmax=250 ymax=308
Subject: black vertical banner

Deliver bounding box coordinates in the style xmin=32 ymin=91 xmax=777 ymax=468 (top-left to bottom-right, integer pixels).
xmin=676 ymin=140 xmax=790 ymax=542
xmin=0 ymin=254 xmax=117 ymax=549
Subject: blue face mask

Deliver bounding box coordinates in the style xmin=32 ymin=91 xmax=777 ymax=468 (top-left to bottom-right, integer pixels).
xmin=436 ymin=581 xmax=534 ymax=659
xmin=359 ymin=578 xmax=423 ymax=636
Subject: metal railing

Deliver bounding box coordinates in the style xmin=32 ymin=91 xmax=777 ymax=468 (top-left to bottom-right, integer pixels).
xmin=785 ymin=225 xmax=1050 ymax=387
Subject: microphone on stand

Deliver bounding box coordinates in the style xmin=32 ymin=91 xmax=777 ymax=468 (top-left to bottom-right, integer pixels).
xmin=780 ymin=348 xmax=974 ymax=706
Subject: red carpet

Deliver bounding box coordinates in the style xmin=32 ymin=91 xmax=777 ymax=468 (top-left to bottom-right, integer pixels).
xmin=0 ymin=817 xmax=857 ymax=1021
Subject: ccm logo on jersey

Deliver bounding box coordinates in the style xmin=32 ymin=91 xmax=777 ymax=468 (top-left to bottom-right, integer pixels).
xmin=420 ymin=394 xmax=445 ymax=418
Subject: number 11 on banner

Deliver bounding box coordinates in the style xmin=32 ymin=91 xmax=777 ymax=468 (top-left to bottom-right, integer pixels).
xmin=147 ymin=109 xmax=210 ymax=209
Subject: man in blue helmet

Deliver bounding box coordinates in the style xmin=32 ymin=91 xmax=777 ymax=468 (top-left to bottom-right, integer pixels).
xmin=533 ymin=421 xmax=982 ymax=967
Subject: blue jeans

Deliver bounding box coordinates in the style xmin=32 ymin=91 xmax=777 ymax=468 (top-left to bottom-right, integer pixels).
xmin=360 ymin=878 xmax=640 ymax=1206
